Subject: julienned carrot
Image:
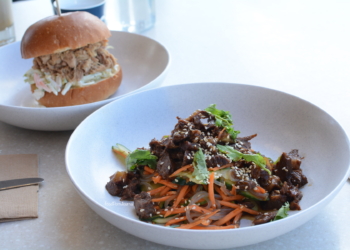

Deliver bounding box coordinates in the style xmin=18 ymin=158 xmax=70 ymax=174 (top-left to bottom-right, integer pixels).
xmin=191 ymin=184 xmax=198 ymax=193
xmin=178 ymin=210 xmax=220 ymax=229
xmin=217 ymin=127 xmax=226 ymax=140
xmin=159 ymin=179 xmax=178 ymax=189
xmin=159 ymin=186 xmax=172 ymax=196
xmin=152 ymin=175 xmax=161 ymax=184
xmin=144 ymin=166 xmax=155 ymax=174
xmin=254 ymin=186 xmax=266 ymax=194
xmin=165 ymin=216 xmax=187 ymax=226
xmin=230 ymin=185 xmax=237 ymax=196
xmin=214 ymin=186 xmax=228 ymax=200
xmin=152 ymin=195 xmax=175 ymax=202
xmin=166 ymin=191 xmax=177 ymax=196
xmin=222 ymin=195 xmax=245 ymax=201
xmin=147 ymin=185 xmax=166 ymax=195
xmin=213 ymin=207 xmax=243 ymax=226
xmin=233 ymin=212 xmax=243 ymax=224
xmin=172 ymin=185 xmax=190 ymax=208
xmin=208 ymin=163 xmax=233 ymax=171
xmin=169 ymin=164 xmax=192 ymax=178
xmin=164 ymin=204 xmax=212 ymax=217
xmin=208 ymin=172 xmax=216 ymax=208
xmin=213 ymin=186 xmax=244 ymax=201
xmin=152 ymin=176 xmax=179 ymax=189
xmin=218 ymin=200 xmax=259 ymax=215
xmin=190 ymin=225 xmax=238 ymax=230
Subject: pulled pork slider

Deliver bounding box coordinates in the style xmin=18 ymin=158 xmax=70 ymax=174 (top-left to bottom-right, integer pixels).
xmin=21 ymin=11 xmax=122 ymax=107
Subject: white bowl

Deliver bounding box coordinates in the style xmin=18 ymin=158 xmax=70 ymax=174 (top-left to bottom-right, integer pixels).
xmin=0 ymin=31 xmax=170 ymax=131
xmin=66 ymin=83 xmax=350 ymax=249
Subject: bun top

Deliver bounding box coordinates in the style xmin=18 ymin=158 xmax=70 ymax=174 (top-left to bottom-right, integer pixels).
xmin=21 ymin=12 xmax=111 ymax=59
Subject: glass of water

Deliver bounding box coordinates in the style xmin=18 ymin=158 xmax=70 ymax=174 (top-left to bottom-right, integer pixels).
xmin=0 ymin=0 xmax=15 ymax=46
xmin=105 ymin=0 xmax=155 ymax=33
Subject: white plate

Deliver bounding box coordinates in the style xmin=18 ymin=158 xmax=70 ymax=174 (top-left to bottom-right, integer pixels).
xmin=66 ymin=83 xmax=350 ymax=249
xmin=0 ymin=31 xmax=170 ymax=131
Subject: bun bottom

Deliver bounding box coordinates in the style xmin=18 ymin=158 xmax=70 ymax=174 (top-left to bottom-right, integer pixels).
xmin=31 ymin=68 xmax=122 ymax=107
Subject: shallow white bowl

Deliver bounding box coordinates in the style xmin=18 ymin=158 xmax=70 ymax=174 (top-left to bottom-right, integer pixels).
xmin=66 ymin=83 xmax=350 ymax=249
xmin=0 ymin=31 xmax=170 ymax=131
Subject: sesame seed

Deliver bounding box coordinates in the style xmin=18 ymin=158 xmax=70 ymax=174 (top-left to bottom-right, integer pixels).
xmin=140 ymin=209 xmax=145 ymax=212
xmin=123 ymin=185 xmax=128 ymax=189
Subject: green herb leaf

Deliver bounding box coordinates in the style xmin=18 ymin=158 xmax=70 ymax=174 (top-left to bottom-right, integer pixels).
xmin=126 ymin=149 xmax=158 ymax=171
xmin=192 ymin=149 xmax=210 ymax=184
xmin=216 ymin=144 xmax=271 ymax=175
xmin=216 ymin=144 xmax=242 ymax=161
xmin=204 ymin=104 xmax=240 ymax=140
xmin=273 ymin=202 xmax=290 ymax=221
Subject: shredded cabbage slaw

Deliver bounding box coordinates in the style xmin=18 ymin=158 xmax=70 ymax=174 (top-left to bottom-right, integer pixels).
xmin=24 ymin=64 xmax=120 ymax=100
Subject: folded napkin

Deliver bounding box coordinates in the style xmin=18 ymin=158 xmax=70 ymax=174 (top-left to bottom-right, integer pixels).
xmin=0 ymin=154 xmax=39 ymax=222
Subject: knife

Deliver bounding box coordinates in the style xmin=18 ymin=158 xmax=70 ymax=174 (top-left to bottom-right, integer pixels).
xmin=0 ymin=178 xmax=44 ymax=191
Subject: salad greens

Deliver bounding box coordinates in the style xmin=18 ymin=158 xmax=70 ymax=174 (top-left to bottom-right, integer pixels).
xmin=216 ymin=144 xmax=271 ymax=175
xmin=273 ymin=202 xmax=290 ymax=221
xmin=192 ymin=149 xmax=210 ymax=184
xmin=126 ymin=149 xmax=158 ymax=171
xmin=204 ymin=104 xmax=240 ymax=140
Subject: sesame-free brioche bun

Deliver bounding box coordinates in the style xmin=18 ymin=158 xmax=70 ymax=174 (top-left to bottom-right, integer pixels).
xmin=21 ymin=11 xmax=111 ymax=59
xmin=30 ymin=66 xmax=122 ymax=107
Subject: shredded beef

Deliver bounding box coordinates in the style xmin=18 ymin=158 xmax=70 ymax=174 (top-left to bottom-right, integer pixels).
xmin=134 ymin=192 xmax=156 ymax=220
xmin=32 ymin=40 xmax=117 ymax=83
xmin=105 ymin=171 xmax=141 ymax=200
xmin=274 ymin=150 xmax=308 ymax=188
xmin=253 ymin=211 xmax=277 ymax=225
xmin=156 ymin=150 xmax=174 ymax=179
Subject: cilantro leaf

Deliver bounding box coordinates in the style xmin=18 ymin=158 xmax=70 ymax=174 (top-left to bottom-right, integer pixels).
xmin=192 ymin=149 xmax=210 ymax=184
xmin=204 ymin=104 xmax=240 ymax=140
xmin=216 ymin=144 xmax=271 ymax=175
xmin=273 ymin=202 xmax=290 ymax=221
xmin=126 ymin=149 xmax=158 ymax=171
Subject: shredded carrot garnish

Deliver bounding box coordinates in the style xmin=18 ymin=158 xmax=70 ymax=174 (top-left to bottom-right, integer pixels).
xmin=144 ymin=166 xmax=155 ymax=174
xmin=147 ymin=185 xmax=166 ymax=195
xmin=233 ymin=212 xmax=243 ymax=224
xmin=214 ymin=186 xmax=228 ymax=200
xmin=169 ymin=164 xmax=192 ymax=178
xmin=158 ymin=179 xmax=178 ymax=189
xmin=191 ymin=184 xmax=198 ymax=193
xmin=164 ymin=204 xmax=212 ymax=217
xmin=208 ymin=172 xmax=216 ymax=208
xmin=165 ymin=216 xmax=187 ymax=226
xmin=152 ymin=175 xmax=161 ymax=184
xmin=213 ymin=208 xmax=243 ymax=226
xmin=178 ymin=210 xmax=220 ymax=229
xmin=217 ymin=127 xmax=226 ymax=140
xmin=222 ymin=195 xmax=245 ymax=201
xmin=152 ymin=195 xmax=175 ymax=203
xmin=173 ymin=185 xmax=190 ymax=208
xmin=230 ymin=185 xmax=237 ymax=196
xmin=218 ymin=200 xmax=259 ymax=215
xmin=254 ymin=185 xmax=266 ymax=194
xmin=159 ymin=186 xmax=172 ymax=196
xmin=208 ymin=163 xmax=233 ymax=171
xmin=152 ymin=176 xmax=178 ymax=189
xmin=166 ymin=191 xmax=177 ymax=196
xmin=191 ymin=225 xmax=237 ymax=230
